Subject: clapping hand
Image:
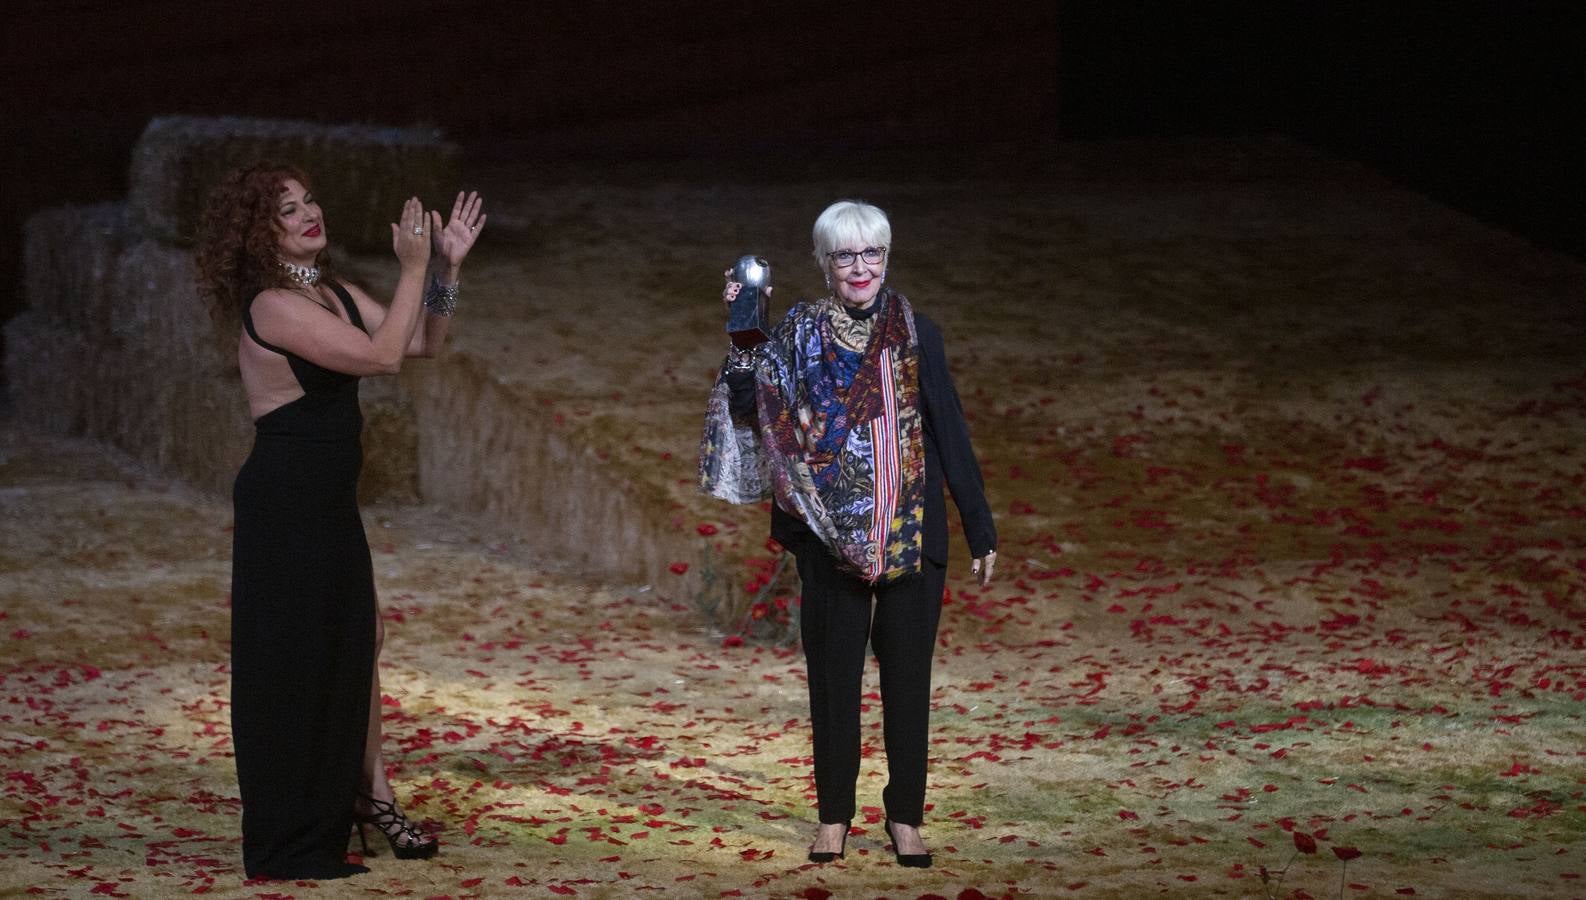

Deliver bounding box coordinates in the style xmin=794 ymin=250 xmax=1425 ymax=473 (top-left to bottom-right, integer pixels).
xmin=430 ymin=191 xmax=486 ymax=268
xmin=392 ymin=197 xmax=431 ymax=272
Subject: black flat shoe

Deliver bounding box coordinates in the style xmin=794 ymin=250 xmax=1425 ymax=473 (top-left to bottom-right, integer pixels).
xmin=884 ymin=819 xmax=932 ymax=868
xmin=807 ymin=822 xmax=849 ymax=863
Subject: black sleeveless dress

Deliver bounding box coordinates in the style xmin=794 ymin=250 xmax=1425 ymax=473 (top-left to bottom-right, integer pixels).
xmin=231 ymin=283 xmax=376 ymax=879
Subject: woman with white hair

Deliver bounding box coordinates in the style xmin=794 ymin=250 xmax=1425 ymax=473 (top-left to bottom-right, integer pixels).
xmin=700 ymin=199 xmax=997 ymax=868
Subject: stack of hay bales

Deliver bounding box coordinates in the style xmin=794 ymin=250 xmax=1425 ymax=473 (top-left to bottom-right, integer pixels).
xmin=4 ymin=116 xmax=457 ymax=500
xmin=400 ymin=353 xmax=682 ymax=581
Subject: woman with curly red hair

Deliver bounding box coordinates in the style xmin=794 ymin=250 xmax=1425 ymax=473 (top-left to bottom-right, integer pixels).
xmin=196 ymin=163 xmax=483 ymax=879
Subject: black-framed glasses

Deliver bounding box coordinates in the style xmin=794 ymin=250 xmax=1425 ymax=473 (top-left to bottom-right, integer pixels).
xmin=826 ymin=246 xmax=887 ymax=267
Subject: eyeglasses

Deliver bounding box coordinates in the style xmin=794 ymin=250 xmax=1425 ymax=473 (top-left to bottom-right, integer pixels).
xmin=826 ymin=246 xmax=887 ymax=267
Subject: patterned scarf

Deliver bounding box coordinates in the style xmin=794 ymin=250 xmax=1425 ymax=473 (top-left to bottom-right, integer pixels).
xmin=700 ymin=288 xmax=926 ymax=583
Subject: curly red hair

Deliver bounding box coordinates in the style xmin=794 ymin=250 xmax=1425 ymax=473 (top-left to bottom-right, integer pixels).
xmin=195 ymin=163 xmax=337 ymax=335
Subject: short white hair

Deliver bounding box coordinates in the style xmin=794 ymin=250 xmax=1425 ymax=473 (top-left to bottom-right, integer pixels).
xmin=811 ymin=200 xmax=892 ymax=271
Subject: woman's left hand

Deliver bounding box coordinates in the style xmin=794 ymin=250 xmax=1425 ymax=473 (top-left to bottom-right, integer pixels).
xmin=430 ymin=190 xmax=487 ymax=268
xmin=971 ymin=550 xmax=997 ymax=586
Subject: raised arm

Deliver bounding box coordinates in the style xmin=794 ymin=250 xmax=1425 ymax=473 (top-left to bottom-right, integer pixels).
xmin=721 ymin=268 xmax=771 ymax=421
xmin=345 ymin=191 xmax=486 ymax=358
xmin=250 ymin=197 xmax=431 ymax=375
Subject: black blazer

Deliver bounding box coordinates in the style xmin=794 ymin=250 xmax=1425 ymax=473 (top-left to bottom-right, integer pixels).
xmin=729 ymin=307 xmax=996 ymax=567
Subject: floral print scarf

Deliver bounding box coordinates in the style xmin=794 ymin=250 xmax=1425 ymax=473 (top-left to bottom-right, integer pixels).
xmin=700 ymin=289 xmax=926 ymax=583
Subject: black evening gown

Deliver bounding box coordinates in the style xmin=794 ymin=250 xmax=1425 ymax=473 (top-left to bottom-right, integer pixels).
xmin=230 ymin=283 xmax=376 ymax=879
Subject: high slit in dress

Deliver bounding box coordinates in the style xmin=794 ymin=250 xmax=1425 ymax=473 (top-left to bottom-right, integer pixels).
xmin=230 ymin=283 xmax=375 ymax=879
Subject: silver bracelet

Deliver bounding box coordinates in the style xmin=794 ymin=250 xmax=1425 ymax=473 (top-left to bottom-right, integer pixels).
xmin=424 ymin=274 xmax=459 ymax=316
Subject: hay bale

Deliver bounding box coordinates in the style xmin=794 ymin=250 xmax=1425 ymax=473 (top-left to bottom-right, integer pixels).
xmin=6 ymin=313 xmax=416 ymax=497
xmin=3 ymin=311 xmax=251 ymax=494
xmin=23 ymin=206 xmax=232 ymax=371
xmin=6 ymin=265 xmax=420 ymax=498
xmin=161 ymin=372 xmax=255 ymax=496
xmin=21 ymin=204 xmax=133 ymax=338
xmin=111 ymin=239 xmax=232 ymax=374
xmin=402 ymin=355 xmax=672 ymax=581
xmin=12 ymin=115 xmax=446 ymax=500
xmin=128 ymin=115 xmax=458 ymax=252
xmin=3 ymin=313 xmax=94 ymax=436
xmin=358 ymin=377 xmax=420 ymax=504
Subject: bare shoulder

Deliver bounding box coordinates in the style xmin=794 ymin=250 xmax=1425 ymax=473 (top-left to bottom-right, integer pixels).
xmin=250 ymin=287 xmax=313 ymax=317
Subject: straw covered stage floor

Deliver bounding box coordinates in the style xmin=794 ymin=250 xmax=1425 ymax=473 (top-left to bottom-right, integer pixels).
xmin=3 ymin=138 xmax=1586 ymax=898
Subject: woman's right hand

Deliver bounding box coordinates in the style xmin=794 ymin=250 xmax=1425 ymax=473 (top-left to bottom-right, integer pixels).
xmin=721 ymin=268 xmax=770 ymax=310
xmin=391 ymin=197 xmax=432 ymax=272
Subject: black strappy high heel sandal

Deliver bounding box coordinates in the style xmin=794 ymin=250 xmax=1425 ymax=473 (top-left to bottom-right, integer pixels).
xmin=807 ymin=822 xmax=850 ymax=863
xmin=354 ymin=794 xmax=439 ymax=860
xmin=884 ymin=820 xmax=932 ymax=868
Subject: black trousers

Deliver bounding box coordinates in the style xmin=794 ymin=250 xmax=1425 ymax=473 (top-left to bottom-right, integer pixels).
xmin=795 ymin=548 xmax=946 ymax=827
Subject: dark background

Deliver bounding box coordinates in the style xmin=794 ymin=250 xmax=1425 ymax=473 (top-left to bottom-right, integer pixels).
xmin=3 ymin=1 xmax=1580 ymax=382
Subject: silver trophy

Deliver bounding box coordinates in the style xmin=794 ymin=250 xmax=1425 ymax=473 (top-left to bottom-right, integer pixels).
xmin=727 ymin=254 xmax=771 ymax=349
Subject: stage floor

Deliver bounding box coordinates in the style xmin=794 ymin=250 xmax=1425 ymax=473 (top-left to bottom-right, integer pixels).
xmin=2 ymin=137 xmax=1584 ymax=897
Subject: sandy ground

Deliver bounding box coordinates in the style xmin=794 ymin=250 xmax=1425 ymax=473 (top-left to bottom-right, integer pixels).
xmin=3 ymin=137 xmax=1585 ymax=898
